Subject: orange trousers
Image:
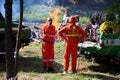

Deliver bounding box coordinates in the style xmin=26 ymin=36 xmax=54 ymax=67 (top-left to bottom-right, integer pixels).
xmin=63 ymin=43 xmax=78 ymax=71
xmin=42 ymin=42 xmax=54 ymax=67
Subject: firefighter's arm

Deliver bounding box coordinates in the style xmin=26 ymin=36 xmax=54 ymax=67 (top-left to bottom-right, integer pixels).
xmin=40 ymin=26 xmax=46 ymax=39
xmin=79 ymin=28 xmax=87 ymax=42
xmin=58 ymin=27 xmax=66 ymax=40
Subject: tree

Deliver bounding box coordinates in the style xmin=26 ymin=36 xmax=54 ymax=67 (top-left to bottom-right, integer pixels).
xmin=4 ymin=0 xmax=23 ymax=79
xmin=106 ymin=0 xmax=120 ymax=26
xmin=4 ymin=0 xmax=15 ymax=79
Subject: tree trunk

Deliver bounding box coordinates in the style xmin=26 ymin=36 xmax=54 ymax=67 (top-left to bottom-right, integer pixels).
xmin=4 ymin=0 xmax=15 ymax=79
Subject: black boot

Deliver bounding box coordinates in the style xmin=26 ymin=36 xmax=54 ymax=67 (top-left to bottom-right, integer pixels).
xmin=43 ymin=66 xmax=47 ymax=72
xmin=48 ymin=67 xmax=55 ymax=73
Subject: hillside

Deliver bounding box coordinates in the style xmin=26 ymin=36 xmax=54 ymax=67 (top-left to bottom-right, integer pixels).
xmin=22 ymin=0 xmax=113 ymax=22
xmin=0 ymin=0 xmax=114 ymax=22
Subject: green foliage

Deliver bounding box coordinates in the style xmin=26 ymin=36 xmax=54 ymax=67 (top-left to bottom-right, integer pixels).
xmin=0 ymin=21 xmax=26 ymax=28
xmin=14 ymin=5 xmax=65 ymax=22
xmin=106 ymin=0 xmax=120 ymax=26
xmin=24 ymin=5 xmax=50 ymax=22
xmin=0 ymin=21 xmax=5 ymax=28
xmin=80 ymin=16 xmax=90 ymax=23
xmin=14 ymin=1 xmax=113 ymax=24
xmin=58 ymin=12 xmax=64 ymax=23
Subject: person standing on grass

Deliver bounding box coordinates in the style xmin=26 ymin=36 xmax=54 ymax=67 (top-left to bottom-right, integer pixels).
xmin=58 ymin=16 xmax=86 ymax=74
xmin=41 ymin=17 xmax=56 ymax=72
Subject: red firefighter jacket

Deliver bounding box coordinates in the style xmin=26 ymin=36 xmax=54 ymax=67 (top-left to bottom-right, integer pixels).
xmin=42 ymin=24 xmax=56 ymax=43
xmin=58 ymin=24 xmax=86 ymax=45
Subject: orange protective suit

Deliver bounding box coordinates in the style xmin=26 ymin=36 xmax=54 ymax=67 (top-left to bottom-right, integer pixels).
xmin=58 ymin=16 xmax=86 ymax=72
xmin=42 ymin=24 xmax=56 ymax=67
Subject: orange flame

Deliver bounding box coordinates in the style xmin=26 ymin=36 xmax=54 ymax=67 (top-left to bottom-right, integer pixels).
xmin=49 ymin=9 xmax=61 ymax=30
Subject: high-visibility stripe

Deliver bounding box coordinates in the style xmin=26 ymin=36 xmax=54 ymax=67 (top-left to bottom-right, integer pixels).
xmin=43 ymin=60 xmax=48 ymax=62
xmin=43 ymin=59 xmax=54 ymax=62
xmin=49 ymin=59 xmax=54 ymax=61
xmin=66 ymin=34 xmax=79 ymax=37
xmin=43 ymin=34 xmax=55 ymax=37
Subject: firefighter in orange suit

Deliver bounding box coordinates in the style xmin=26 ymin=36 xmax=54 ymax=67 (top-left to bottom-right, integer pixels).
xmin=41 ymin=17 xmax=56 ymax=72
xmin=58 ymin=16 xmax=86 ymax=74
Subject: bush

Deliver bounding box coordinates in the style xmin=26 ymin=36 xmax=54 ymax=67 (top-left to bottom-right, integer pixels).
xmin=80 ymin=16 xmax=90 ymax=24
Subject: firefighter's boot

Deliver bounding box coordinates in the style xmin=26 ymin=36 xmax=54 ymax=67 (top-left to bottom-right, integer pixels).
xmin=43 ymin=66 xmax=47 ymax=72
xmin=48 ymin=67 xmax=54 ymax=72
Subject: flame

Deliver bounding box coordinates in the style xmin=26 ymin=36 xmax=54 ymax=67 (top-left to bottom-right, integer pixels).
xmin=49 ymin=9 xmax=61 ymax=30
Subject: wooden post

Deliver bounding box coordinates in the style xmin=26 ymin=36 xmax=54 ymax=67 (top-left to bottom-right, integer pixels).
xmin=14 ymin=0 xmax=23 ymax=79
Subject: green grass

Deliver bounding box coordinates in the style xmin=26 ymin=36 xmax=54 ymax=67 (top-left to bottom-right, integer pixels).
xmin=0 ymin=42 xmax=120 ymax=80
xmin=18 ymin=42 xmax=90 ymax=80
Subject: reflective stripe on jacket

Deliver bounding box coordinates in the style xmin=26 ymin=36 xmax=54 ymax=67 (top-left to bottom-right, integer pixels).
xmin=42 ymin=24 xmax=56 ymax=42
xmin=66 ymin=34 xmax=79 ymax=37
xmin=58 ymin=24 xmax=86 ymax=45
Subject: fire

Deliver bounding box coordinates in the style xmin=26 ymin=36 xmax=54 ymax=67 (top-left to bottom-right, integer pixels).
xmin=49 ymin=9 xmax=61 ymax=30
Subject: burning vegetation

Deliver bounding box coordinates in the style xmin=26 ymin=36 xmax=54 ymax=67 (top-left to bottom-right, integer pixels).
xmin=49 ymin=9 xmax=62 ymax=30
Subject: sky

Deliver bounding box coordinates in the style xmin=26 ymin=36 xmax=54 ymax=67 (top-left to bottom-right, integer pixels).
xmin=0 ymin=0 xmax=5 ymax=16
xmin=0 ymin=0 xmax=20 ymax=17
xmin=0 ymin=0 xmax=51 ymax=17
